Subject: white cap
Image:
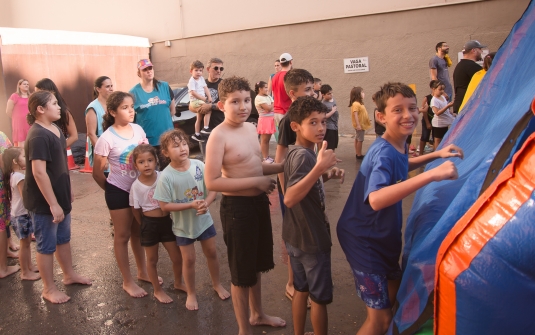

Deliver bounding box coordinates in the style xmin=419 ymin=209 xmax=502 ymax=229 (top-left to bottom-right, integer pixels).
xmin=279 ymin=53 xmax=293 ymax=63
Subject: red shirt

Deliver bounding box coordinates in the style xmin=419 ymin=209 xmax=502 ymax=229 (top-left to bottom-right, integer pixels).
xmin=272 ymin=70 xmax=291 ymax=115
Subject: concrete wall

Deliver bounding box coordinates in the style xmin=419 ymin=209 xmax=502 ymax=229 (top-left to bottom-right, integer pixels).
xmin=150 ymin=0 xmax=529 ymax=135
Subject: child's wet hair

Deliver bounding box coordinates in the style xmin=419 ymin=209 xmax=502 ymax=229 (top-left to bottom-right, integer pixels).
xmin=320 ymin=84 xmax=332 ymax=95
xmin=2 ymin=147 xmax=23 ymax=203
xmin=159 ymin=129 xmax=190 ymax=163
xmin=27 ymin=91 xmax=56 ymax=125
xmin=103 ymin=91 xmax=134 ymax=131
xmin=218 ymin=76 xmax=251 ymax=102
xmin=374 ymin=82 xmax=416 ymax=113
xmin=190 ymin=60 xmax=204 ymax=71
xmin=287 ymin=96 xmax=328 ymax=124
xmin=254 ymin=81 xmax=267 ymax=94
xmin=284 ymin=68 xmax=313 ymax=95
xmin=132 ymin=144 xmax=158 ymax=167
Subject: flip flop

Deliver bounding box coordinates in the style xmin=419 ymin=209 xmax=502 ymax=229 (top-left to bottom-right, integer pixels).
xmin=285 ymin=289 xmax=311 ymax=308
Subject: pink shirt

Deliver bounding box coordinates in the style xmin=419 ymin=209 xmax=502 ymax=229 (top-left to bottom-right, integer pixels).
xmin=94 ymin=123 xmax=147 ymax=192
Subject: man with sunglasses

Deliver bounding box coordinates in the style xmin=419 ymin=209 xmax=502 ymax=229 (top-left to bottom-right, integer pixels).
xmin=198 ymin=58 xmax=225 ymax=130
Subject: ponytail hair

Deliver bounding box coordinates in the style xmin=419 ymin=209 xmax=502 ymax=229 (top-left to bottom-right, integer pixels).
xmin=93 ymin=76 xmax=111 ymax=99
xmin=2 ymin=147 xmax=23 ymax=203
xmin=255 ymin=81 xmax=267 ymax=94
xmin=103 ymin=91 xmax=134 ymax=131
xmin=27 ymin=91 xmax=55 ymax=125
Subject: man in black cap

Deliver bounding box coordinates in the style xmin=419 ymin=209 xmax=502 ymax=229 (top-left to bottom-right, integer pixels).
xmin=452 ymin=40 xmax=487 ymax=114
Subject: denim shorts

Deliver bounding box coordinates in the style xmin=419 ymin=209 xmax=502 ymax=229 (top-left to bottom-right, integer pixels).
xmin=176 ymin=224 xmax=216 ymax=246
xmin=12 ymin=214 xmax=33 ymax=239
xmin=285 ymin=242 xmax=333 ymax=305
xmin=352 ymin=268 xmax=402 ymax=309
xmin=30 ymin=212 xmax=71 ymax=254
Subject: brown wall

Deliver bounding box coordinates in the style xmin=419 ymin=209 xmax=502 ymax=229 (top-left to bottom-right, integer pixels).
xmin=0 ymin=44 xmax=149 ymax=136
xmin=150 ymin=0 xmax=529 ymax=135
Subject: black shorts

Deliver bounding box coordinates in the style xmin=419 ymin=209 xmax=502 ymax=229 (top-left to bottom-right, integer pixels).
xmin=432 ymin=126 xmax=449 ymax=139
xmin=140 ymin=215 xmax=176 ymax=247
xmin=324 ymin=129 xmax=339 ymax=150
xmin=421 ymin=119 xmax=432 ymax=142
xmin=220 ymin=193 xmax=274 ymax=287
xmin=105 ymin=181 xmax=130 ymax=210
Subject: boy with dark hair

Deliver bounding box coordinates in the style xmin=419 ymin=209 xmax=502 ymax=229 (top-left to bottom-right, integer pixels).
xmin=320 ymin=84 xmax=339 ymax=151
xmin=313 ymin=78 xmax=322 ymax=100
xmin=205 ymin=76 xmax=286 ymax=335
xmin=337 ymin=82 xmax=464 ymax=335
xmin=188 ymin=60 xmax=213 ymax=142
xmin=284 ymin=96 xmax=344 ymax=335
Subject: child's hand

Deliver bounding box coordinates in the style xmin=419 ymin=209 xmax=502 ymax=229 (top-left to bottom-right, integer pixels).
xmin=190 ymin=200 xmax=205 ymax=211
xmin=431 ymin=161 xmax=458 ymax=182
xmin=447 ymin=101 xmax=454 ymax=108
xmin=258 ymin=177 xmax=276 ymax=194
xmin=317 ymin=141 xmax=337 ymax=173
xmin=50 ymin=204 xmax=65 ymax=223
xmin=436 ymin=144 xmax=464 ymax=160
xmin=327 ymin=167 xmax=345 ymax=184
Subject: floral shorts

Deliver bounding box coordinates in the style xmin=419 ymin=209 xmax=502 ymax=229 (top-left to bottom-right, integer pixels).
xmin=352 ymin=268 xmax=402 ymax=309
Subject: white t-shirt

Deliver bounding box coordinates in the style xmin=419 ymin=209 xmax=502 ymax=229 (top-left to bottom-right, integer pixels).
xmin=94 ymin=123 xmax=147 ymax=192
xmin=10 ymin=171 xmax=27 ymax=217
xmin=188 ymin=76 xmax=207 ymax=101
xmin=431 ymin=96 xmax=455 ymax=128
xmin=255 ymin=95 xmax=274 ymax=117
xmin=153 ymin=159 xmax=213 ymax=239
xmin=129 ymin=171 xmax=161 ymax=212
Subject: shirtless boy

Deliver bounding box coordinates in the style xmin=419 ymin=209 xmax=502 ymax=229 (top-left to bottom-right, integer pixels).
xmin=205 ymin=76 xmax=286 ymax=335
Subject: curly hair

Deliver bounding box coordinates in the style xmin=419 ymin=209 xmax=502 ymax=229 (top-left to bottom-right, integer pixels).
xmin=27 ymin=91 xmax=56 ymax=125
xmin=287 ymin=96 xmax=328 ymax=124
xmin=284 ymin=69 xmax=313 ymax=95
xmin=132 ymin=144 xmax=158 ymax=167
xmin=103 ymin=91 xmax=134 ymax=131
xmin=218 ymin=76 xmax=251 ymax=103
xmin=374 ymin=82 xmax=416 ymax=114
xmin=190 ymin=60 xmax=204 ymax=71
xmin=159 ymin=129 xmax=190 ymax=163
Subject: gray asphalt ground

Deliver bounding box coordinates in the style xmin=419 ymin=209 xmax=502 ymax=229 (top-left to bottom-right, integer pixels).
xmin=0 ymin=135 xmax=419 ymax=335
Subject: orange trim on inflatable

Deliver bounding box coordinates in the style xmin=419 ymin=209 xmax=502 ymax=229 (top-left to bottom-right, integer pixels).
xmin=531 ymin=97 xmax=535 ymax=115
xmin=435 ymin=132 xmax=535 ymax=335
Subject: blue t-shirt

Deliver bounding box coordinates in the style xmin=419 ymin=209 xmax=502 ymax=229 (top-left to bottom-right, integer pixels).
xmin=337 ymin=137 xmax=408 ymax=274
xmin=129 ymin=82 xmax=173 ymax=146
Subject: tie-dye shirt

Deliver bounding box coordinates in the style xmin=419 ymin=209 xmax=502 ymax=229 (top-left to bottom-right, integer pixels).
xmin=94 ymin=123 xmax=147 ymax=192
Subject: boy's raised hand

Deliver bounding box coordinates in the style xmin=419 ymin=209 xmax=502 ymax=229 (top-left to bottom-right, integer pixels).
xmin=317 ymin=141 xmax=337 ymax=173
xmin=436 ymin=144 xmax=464 ymax=160
xmin=431 ymin=161 xmax=459 ymax=181
xmin=258 ymin=177 xmax=277 ymax=194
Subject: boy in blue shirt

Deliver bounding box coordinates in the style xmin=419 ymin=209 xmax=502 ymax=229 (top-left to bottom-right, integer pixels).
xmin=337 ymin=82 xmax=464 ymax=335
xmin=284 ymin=96 xmax=344 ymax=335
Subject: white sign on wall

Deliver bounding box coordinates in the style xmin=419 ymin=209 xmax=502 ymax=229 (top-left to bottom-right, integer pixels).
xmin=344 ymin=57 xmax=369 ymax=73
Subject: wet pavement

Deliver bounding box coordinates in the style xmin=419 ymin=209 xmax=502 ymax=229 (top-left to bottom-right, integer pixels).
xmin=0 ymin=135 xmax=418 ymax=335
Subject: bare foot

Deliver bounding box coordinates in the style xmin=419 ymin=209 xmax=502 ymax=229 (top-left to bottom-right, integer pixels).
xmin=123 ymin=282 xmax=148 ymax=298
xmin=0 ymin=264 xmax=20 ymax=278
xmin=9 ymin=242 xmax=20 ymax=251
xmin=173 ymin=282 xmax=187 ymax=292
xmin=7 ymin=250 xmax=19 ymax=258
xmin=42 ymin=289 xmax=71 ymax=304
xmin=21 ymin=271 xmax=41 ymax=281
xmin=30 ymin=264 xmax=39 ymax=272
xmin=213 ymin=284 xmax=230 ymax=300
xmin=250 ymin=314 xmax=286 ymax=328
xmin=185 ymin=294 xmax=199 ymax=311
xmin=62 ymin=273 xmax=92 ymax=285
xmin=138 ymin=275 xmax=163 ymax=286
xmin=154 ymin=290 xmax=173 ymax=304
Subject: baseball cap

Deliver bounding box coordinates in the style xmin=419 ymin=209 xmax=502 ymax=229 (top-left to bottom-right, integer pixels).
xmin=279 ymin=53 xmax=293 ymax=63
xmin=462 ymin=40 xmax=487 ymax=52
xmin=137 ymin=59 xmax=153 ymax=70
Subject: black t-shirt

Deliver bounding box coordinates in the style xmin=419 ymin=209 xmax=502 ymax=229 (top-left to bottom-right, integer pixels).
xmin=23 ymin=124 xmax=72 ymax=215
xmin=277 ymin=115 xmax=296 ymax=147
xmin=283 ymin=146 xmax=331 ymax=253
xmin=453 ymin=59 xmax=482 ymax=113
xmin=206 ymin=78 xmax=225 ymax=128
xmin=425 ymin=94 xmax=434 ymax=121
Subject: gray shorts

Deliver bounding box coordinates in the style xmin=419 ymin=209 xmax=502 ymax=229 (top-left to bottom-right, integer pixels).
xmin=355 ymin=129 xmax=365 ymax=142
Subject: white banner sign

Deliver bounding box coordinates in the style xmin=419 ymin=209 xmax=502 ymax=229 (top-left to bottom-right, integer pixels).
xmin=344 ymin=57 xmax=369 ymax=73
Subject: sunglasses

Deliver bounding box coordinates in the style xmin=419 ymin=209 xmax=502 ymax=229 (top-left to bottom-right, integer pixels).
xmin=212 ymin=66 xmax=224 ymax=71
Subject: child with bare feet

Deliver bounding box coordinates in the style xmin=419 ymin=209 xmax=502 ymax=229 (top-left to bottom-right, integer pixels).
xmin=129 ymin=144 xmax=186 ymax=303
xmin=0 ymin=132 xmax=20 ymax=279
xmin=205 ymin=76 xmax=286 ymax=334
xmin=154 ymin=129 xmax=230 ymax=310
xmin=93 ymin=91 xmax=156 ymax=298
xmin=2 ymin=147 xmax=40 ymax=280
xmin=24 ymin=91 xmax=92 ymax=303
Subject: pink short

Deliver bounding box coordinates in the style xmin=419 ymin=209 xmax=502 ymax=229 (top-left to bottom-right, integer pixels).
xmin=257 ymin=116 xmax=276 ymax=135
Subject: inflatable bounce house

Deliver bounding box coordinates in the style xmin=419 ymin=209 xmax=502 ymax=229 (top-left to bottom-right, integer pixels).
xmin=389 ymin=1 xmax=535 ymax=334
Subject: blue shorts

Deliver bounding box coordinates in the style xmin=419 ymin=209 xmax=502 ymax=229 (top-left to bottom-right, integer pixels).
xmin=12 ymin=214 xmax=33 ymax=239
xmin=30 ymin=212 xmax=71 ymax=254
xmin=286 ymin=242 xmax=333 ymax=305
xmin=176 ymin=224 xmax=216 ymax=246
xmin=352 ymin=268 xmax=402 ymax=309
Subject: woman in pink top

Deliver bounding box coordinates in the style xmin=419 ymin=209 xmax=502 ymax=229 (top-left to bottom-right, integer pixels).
xmin=5 ymin=79 xmax=31 ymax=147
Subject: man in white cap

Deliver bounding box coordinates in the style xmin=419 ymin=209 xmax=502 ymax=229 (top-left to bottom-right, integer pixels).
xmin=453 ymin=40 xmax=486 ymax=114
xmin=271 ymin=53 xmax=293 ymax=132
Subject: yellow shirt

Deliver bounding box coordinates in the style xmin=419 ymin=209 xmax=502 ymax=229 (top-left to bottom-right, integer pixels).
xmin=459 ymin=69 xmax=487 ymax=113
xmin=351 ymin=102 xmax=372 ymax=130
